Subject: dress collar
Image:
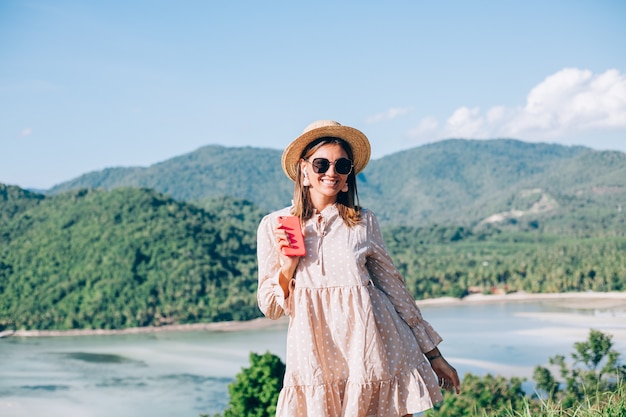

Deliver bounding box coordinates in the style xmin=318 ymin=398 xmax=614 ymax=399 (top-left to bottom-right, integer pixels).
xmin=319 ymin=204 xmax=338 ymax=216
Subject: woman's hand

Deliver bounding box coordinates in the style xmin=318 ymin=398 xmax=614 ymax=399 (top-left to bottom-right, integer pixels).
xmin=427 ymin=350 xmax=460 ymax=394
xmin=274 ymin=220 xmax=304 ymax=297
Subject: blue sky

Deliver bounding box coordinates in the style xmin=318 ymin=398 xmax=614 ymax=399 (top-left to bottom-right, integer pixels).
xmin=1 ymin=0 xmax=625 ymax=189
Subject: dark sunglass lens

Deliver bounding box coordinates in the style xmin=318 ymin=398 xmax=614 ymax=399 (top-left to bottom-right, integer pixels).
xmin=312 ymin=158 xmax=330 ymax=173
xmin=335 ymin=158 xmax=352 ymax=174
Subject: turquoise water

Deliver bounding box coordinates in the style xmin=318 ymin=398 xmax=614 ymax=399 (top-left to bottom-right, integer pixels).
xmin=1 ymin=300 xmax=624 ymax=417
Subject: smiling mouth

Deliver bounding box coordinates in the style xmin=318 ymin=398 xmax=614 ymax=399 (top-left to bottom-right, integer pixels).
xmin=321 ymin=179 xmax=339 ymax=186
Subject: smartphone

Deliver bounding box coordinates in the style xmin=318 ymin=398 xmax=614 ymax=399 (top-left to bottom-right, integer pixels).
xmin=278 ymin=215 xmax=306 ymax=257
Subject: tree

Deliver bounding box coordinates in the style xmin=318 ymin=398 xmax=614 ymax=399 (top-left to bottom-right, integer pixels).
xmin=426 ymin=373 xmax=526 ymax=417
xmin=533 ymin=329 xmax=626 ymax=408
xmin=213 ymin=351 xmax=285 ymax=417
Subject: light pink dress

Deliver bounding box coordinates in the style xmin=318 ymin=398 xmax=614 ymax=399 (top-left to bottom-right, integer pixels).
xmin=257 ymin=205 xmax=444 ymax=417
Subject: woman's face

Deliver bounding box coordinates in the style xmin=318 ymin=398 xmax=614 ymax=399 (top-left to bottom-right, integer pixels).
xmin=300 ymin=143 xmax=350 ymax=205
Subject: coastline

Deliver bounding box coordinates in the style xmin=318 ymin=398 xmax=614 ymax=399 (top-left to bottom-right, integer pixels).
xmin=415 ymin=290 xmax=626 ymax=308
xmin=2 ymin=291 xmax=625 ymax=338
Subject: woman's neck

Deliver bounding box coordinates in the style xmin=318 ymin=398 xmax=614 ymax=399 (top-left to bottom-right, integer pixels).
xmin=310 ymin=194 xmax=337 ymax=213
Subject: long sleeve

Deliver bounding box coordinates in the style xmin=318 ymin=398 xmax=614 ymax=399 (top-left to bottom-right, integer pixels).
xmin=364 ymin=210 xmax=442 ymax=353
xmin=256 ymin=212 xmax=294 ymax=319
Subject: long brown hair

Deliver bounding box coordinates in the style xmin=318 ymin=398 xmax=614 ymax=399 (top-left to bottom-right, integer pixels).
xmin=291 ymin=137 xmax=361 ymax=226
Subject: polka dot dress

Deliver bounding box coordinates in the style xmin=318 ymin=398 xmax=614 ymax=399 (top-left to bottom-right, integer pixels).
xmin=257 ymin=205 xmax=444 ymax=417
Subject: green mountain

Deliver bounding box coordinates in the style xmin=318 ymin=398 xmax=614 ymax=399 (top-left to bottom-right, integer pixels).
xmin=1 ymin=183 xmax=45 ymax=224
xmin=358 ymin=139 xmax=587 ymax=223
xmin=465 ymin=149 xmax=626 ymax=236
xmin=360 ymin=140 xmax=625 ymax=235
xmin=1 ymin=183 xmax=624 ymax=332
xmin=0 ymin=187 xmax=265 ymax=331
xmin=48 ymin=139 xmax=626 ymax=233
xmin=3 ymin=138 xmax=624 ymax=331
xmin=49 ymin=145 xmax=294 ymax=212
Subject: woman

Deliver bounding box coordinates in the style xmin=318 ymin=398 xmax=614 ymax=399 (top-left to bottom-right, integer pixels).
xmin=257 ymin=120 xmax=460 ymax=416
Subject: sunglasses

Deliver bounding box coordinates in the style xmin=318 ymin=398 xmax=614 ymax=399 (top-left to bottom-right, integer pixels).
xmin=306 ymin=157 xmax=353 ymax=175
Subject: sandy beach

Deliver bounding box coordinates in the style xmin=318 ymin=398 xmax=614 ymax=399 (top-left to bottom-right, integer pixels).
xmin=415 ymin=290 xmax=626 ymax=309
xmin=2 ymin=291 xmax=625 ymax=338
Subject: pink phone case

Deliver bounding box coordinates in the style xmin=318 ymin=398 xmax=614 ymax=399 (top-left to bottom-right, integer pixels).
xmin=278 ymin=215 xmax=306 ymax=257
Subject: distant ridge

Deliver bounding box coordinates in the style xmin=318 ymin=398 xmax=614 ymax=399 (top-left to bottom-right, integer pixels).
xmin=49 ymin=145 xmax=293 ymax=211
xmin=47 ymin=139 xmax=626 ymax=230
xmin=0 ymin=183 xmax=45 ymax=223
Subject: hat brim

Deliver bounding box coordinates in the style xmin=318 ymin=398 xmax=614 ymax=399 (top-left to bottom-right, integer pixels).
xmin=281 ymin=125 xmax=371 ymax=182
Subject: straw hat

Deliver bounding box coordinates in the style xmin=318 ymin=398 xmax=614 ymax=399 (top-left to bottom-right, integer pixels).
xmin=281 ymin=120 xmax=371 ymax=182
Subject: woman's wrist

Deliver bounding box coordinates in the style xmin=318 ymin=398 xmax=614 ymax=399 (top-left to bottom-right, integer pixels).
xmin=280 ymin=267 xmax=295 ymax=281
xmin=278 ymin=270 xmax=293 ymax=297
xmin=425 ymin=348 xmax=442 ymax=362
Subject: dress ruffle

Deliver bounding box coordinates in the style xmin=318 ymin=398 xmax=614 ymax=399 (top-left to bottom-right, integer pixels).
xmin=277 ymin=363 xmax=443 ymax=416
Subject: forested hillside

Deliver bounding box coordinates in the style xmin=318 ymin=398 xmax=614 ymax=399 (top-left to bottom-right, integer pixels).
xmin=3 ymin=138 xmax=625 ymax=331
xmin=47 ymin=139 xmax=626 ymax=231
xmin=384 ymin=225 xmax=626 ymax=299
xmin=0 ymin=187 xmax=265 ymax=331
xmin=360 ymin=141 xmax=626 ymax=233
xmin=48 ymin=145 xmax=294 ymax=212
xmin=0 ymin=183 xmax=45 ymax=224
xmin=1 ymin=182 xmax=624 ymax=331
xmin=358 ymin=139 xmax=587 ymax=223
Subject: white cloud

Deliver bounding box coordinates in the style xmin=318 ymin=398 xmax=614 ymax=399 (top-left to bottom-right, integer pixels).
xmin=443 ymin=106 xmax=485 ymax=138
xmin=365 ymin=107 xmax=411 ymax=123
xmin=407 ymin=116 xmax=439 ymax=137
xmin=486 ymin=106 xmax=507 ymax=124
xmin=20 ymin=128 xmax=33 ymax=138
xmin=507 ymin=68 xmax=626 ymax=139
xmin=411 ymin=68 xmax=626 ymax=142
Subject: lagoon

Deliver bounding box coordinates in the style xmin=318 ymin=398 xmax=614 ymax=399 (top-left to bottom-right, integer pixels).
xmin=1 ymin=295 xmax=625 ymax=417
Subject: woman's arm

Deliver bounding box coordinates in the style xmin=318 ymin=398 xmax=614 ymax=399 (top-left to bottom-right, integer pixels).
xmin=425 ymin=347 xmax=461 ymax=393
xmin=256 ymin=214 xmax=301 ymax=319
xmin=364 ymin=209 xmax=443 ymax=353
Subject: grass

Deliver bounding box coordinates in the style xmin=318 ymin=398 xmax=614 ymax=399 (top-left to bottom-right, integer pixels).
xmin=489 ymin=382 xmax=625 ymax=417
